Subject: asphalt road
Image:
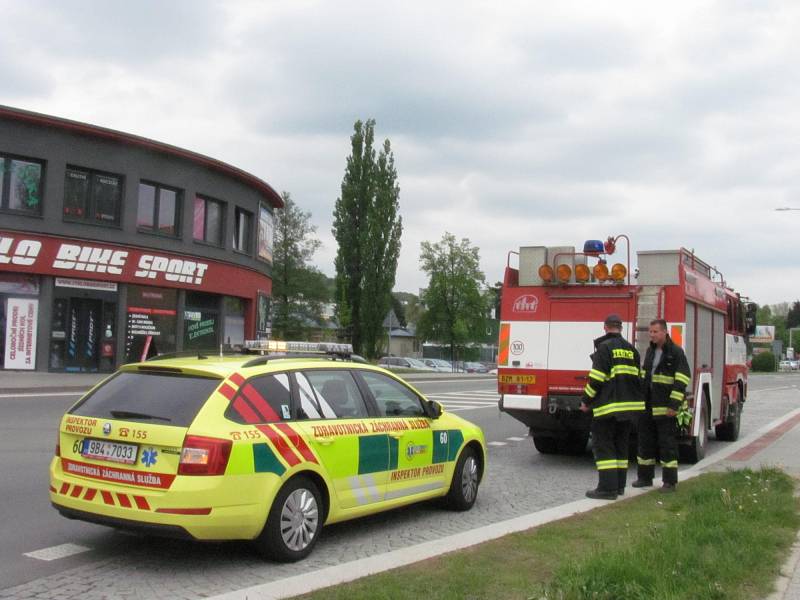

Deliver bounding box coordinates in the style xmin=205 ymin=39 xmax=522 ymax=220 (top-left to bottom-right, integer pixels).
xmin=1 ymin=373 xmax=798 ymax=598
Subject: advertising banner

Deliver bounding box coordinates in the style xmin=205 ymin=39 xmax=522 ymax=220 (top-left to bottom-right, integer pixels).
xmin=750 ymin=325 xmax=776 ymax=344
xmin=4 ymin=298 xmax=38 ymax=369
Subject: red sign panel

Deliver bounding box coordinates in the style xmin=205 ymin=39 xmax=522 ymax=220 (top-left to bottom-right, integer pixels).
xmin=0 ymin=230 xmax=271 ymax=298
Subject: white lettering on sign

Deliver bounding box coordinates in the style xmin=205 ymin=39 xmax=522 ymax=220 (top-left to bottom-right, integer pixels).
xmin=135 ymin=255 xmax=209 ymax=285
xmin=4 ymin=298 xmax=38 ymax=370
xmin=52 ymin=244 xmax=127 ymax=275
xmin=0 ymin=237 xmax=43 ymax=266
xmin=512 ymin=294 xmax=539 ymax=313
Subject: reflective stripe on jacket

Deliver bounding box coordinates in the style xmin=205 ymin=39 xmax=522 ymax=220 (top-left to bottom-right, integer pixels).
xmin=582 ymin=332 xmax=645 ymax=420
xmin=641 ymin=335 xmax=691 ymax=418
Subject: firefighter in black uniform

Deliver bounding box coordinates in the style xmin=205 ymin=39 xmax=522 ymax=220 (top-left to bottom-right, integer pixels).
xmin=633 ymin=318 xmax=692 ymax=492
xmin=580 ymin=314 xmax=645 ymax=500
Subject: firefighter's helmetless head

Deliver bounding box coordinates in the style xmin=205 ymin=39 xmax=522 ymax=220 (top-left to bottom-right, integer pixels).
xmin=649 ymin=319 xmax=668 ymax=347
xmin=603 ymin=314 xmax=622 ymax=334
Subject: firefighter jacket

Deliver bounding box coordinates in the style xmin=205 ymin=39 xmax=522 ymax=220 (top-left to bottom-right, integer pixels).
xmin=581 ymin=332 xmax=645 ymax=420
xmin=641 ymin=335 xmax=691 ymax=418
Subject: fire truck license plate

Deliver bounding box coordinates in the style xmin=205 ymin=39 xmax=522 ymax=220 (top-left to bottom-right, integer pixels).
xmin=499 ymin=374 xmax=536 ymax=384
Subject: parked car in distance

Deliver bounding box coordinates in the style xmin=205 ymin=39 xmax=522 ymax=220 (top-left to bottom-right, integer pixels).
xmin=405 ymin=357 xmax=436 ymax=371
xmin=378 ymin=357 xmax=435 ymax=371
xmin=378 ymin=356 xmax=413 ymax=370
xmin=462 ymin=362 xmax=489 ymax=374
xmin=423 ymin=358 xmax=464 ymax=373
xmin=779 ymin=360 xmax=794 ymax=371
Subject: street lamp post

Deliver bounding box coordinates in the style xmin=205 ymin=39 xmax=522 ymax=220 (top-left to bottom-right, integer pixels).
xmin=790 ymin=328 xmax=800 ymax=357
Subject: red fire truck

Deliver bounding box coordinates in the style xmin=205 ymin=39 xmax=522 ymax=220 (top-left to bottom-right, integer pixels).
xmin=497 ymin=235 xmax=756 ymax=463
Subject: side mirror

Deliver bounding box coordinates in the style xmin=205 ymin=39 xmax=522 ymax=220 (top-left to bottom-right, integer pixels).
xmin=427 ymin=400 xmax=443 ymax=419
xmin=745 ymin=302 xmax=758 ymax=336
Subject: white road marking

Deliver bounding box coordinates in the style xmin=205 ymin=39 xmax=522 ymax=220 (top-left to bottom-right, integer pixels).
xmin=440 ymin=402 xmax=497 ymax=412
xmin=506 ymin=436 xmax=526 ymax=441
xmin=0 ymin=391 xmax=84 ymax=399
xmin=24 ymin=543 xmax=91 ymax=561
xmin=434 ymin=390 xmax=498 ymax=397
xmin=487 ymin=441 xmax=507 ymax=446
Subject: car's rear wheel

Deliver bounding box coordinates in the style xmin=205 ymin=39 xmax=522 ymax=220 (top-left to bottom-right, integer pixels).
xmin=444 ymin=446 xmax=480 ymax=511
xmin=256 ymin=476 xmax=322 ymax=562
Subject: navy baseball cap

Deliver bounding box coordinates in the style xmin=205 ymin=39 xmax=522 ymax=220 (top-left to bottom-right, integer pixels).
xmin=604 ymin=314 xmax=623 ymax=327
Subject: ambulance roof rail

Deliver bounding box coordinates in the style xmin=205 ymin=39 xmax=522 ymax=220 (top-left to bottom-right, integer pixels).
xmin=239 ymin=340 xmax=363 ymax=368
xmin=241 ymin=352 xmax=367 ymax=368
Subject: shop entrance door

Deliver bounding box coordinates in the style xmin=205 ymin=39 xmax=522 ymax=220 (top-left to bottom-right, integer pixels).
xmin=64 ymin=298 xmax=102 ymax=372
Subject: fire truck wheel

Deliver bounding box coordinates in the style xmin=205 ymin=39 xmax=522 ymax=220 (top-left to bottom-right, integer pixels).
xmin=715 ymin=401 xmax=741 ymax=441
xmin=561 ymin=432 xmax=589 ymax=455
xmin=532 ymin=435 xmax=559 ymax=454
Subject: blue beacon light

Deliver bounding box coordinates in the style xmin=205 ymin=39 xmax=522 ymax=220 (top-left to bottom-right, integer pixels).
xmin=583 ymin=240 xmax=605 ymax=255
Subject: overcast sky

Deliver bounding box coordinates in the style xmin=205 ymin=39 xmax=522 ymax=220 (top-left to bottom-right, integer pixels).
xmin=3 ymin=1 xmax=799 ymax=305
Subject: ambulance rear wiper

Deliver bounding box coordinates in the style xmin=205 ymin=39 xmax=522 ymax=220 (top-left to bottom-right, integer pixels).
xmin=109 ymin=410 xmax=172 ymax=422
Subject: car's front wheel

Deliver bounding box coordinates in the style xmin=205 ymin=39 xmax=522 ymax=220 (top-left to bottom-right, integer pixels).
xmin=444 ymin=446 xmax=480 ymax=511
xmin=255 ymin=476 xmax=322 ymax=562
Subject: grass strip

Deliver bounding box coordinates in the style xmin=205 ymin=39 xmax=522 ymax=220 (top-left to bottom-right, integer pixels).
xmin=295 ymin=468 xmax=798 ymax=600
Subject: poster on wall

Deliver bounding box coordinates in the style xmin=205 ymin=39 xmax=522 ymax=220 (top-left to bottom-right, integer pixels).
xmin=257 ymin=204 xmax=274 ymax=263
xmin=4 ymin=298 xmax=38 ymax=369
xmin=256 ymin=292 xmax=271 ymax=339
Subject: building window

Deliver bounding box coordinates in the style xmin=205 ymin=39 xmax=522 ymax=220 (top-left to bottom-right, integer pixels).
xmin=0 ymin=154 xmax=44 ymax=215
xmin=63 ymin=167 xmax=122 ymax=226
xmin=193 ymin=195 xmax=225 ymax=246
xmin=233 ymin=207 xmax=253 ymax=253
xmin=137 ymin=181 xmax=181 ymax=236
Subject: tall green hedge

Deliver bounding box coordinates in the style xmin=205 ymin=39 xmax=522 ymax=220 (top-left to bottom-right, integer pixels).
xmin=751 ymin=351 xmax=776 ymax=372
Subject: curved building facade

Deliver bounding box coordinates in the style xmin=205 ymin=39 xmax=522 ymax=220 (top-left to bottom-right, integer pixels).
xmin=0 ymin=105 xmax=281 ymax=372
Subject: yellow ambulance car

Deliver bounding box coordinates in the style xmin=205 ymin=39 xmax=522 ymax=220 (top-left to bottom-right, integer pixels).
xmin=50 ymin=343 xmax=486 ymax=561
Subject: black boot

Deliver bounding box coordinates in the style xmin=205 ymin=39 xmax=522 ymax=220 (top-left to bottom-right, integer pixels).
xmin=633 ymin=462 xmax=655 ymax=488
xmin=586 ymin=488 xmax=617 ymax=500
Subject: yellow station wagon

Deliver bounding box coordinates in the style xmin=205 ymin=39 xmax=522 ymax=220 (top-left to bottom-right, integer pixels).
xmin=50 ymin=342 xmax=486 ymax=561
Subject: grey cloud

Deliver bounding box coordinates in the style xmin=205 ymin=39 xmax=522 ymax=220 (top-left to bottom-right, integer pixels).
xmin=5 ymin=1 xmax=224 ymax=65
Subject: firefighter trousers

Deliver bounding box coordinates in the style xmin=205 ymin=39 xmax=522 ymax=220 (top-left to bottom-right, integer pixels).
xmin=591 ymin=417 xmax=632 ymax=493
xmin=637 ymin=413 xmax=678 ymax=485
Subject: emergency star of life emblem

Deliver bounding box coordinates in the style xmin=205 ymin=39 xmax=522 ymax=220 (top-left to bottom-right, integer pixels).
xmin=102 ymin=423 xmax=112 ymax=436
xmin=141 ymin=448 xmax=158 ymax=468
xmin=512 ymin=294 xmax=538 ymax=313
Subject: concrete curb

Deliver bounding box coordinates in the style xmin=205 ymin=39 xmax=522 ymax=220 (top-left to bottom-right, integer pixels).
xmin=765 ymin=519 xmax=800 ymax=600
xmin=207 ymin=407 xmax=800 ymax=600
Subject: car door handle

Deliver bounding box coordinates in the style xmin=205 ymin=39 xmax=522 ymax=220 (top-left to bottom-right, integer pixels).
xmin=316 ymin=437 xmax=335 ymax=446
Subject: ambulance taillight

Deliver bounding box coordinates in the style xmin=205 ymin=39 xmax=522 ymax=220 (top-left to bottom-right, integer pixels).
xmin=178 ymin=435 xmax=232 ymax=476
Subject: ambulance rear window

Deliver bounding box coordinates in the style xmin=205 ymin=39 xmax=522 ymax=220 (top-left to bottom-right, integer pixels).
xmin=69 ymin=372 xmax=221 ymax=427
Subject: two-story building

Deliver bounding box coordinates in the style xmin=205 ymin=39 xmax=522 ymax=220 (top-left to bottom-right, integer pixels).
xmin=0 ymin=105 xmax=282 ymax=373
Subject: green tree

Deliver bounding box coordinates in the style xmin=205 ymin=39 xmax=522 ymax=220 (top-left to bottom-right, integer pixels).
xmin=417 ymin=233 xmax=489 ymax=363
xmin=332 ymin=119 xmax=402 ymax=359
xmin=390 ymin=294 xmax=407 ymax=328
xmin=394 ymin=291 xmax=425 ymax=325
xmin=787 ymin=301 xmax=800 ymax=330
xmin=271 ymin=192 xmax=329 ymax=339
